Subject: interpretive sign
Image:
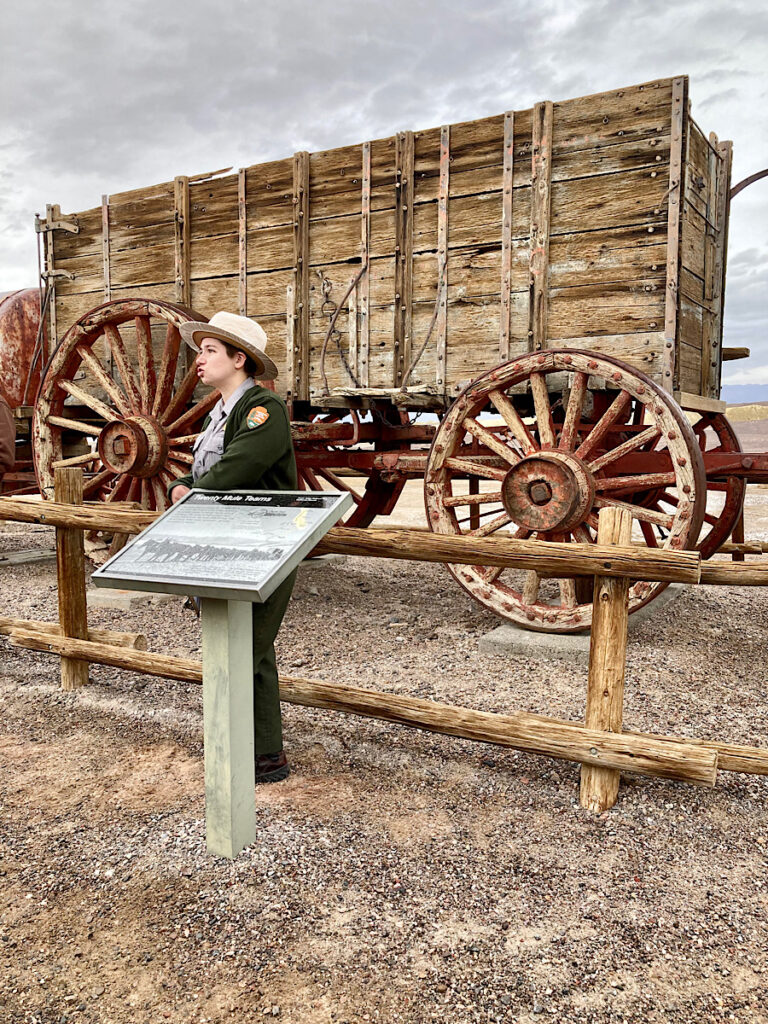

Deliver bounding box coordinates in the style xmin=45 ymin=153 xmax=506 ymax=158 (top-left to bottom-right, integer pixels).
xmin=92 ymin=489 xmax=353 ymax=602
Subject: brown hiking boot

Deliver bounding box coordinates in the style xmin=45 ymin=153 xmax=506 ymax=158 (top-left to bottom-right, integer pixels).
xmin=255 ymin=750 xmax=290 ymax=784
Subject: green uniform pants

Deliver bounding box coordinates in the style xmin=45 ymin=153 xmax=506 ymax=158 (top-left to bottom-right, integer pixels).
xmin=251 ymin=569 xmax=297 ymax=756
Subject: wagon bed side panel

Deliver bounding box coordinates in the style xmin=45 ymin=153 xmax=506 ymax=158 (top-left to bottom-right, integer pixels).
xmin=43 ymin=74 xmax=730 ymax=409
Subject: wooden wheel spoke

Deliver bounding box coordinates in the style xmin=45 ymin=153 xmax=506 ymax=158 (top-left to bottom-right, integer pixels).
xmin=595 ymin=472 xmax=677 ymax=493
xmin=656 ymin=491 xmax=679 ymax=507
xmin=51 ymin=451 xmax=100 ymax=469
xmin=559 ymin=578 xmax=577 ymax=608
xmin=587 ymin=425 xmax=661 ymax=472
xmin=160 ymin=364 xmax=201 ymax=426
xmin=104 ymin=474 xmax=132 ymax=504
xmin=558 ymin=371 xmax=588 ymax=451
xmin=56 ymin=379 xmax=119 ymax=423
xmin=522 ymin=571 xmax=540 ymax=605
xmin=573 ymin=525 xmax=594 ymax=544
xmin=82 ymin=468 xmax=115 ymax=497
xmin=166 ymin=390 xmax=220 ymax=437
xmin=152 ymin=323 xmax=184 ymax=418
xmin=104 ymin=323 xmax=143 ymax=412
xmin=168 ymin=434 xmax=200 ymax=448
xmin=463 ymin=416 xmax=521 ymax=466
xmin=575 ymin=389 xmax=632 ymax=462
xmin=317 ymin=469 xmax=363 ymax=503
xmin=703 ymin=511 xmax=720 ymax=526
xmin=301 ymin=467 xmax=322 ymax=490
xmin=594 ymin=495 xmax=674 ymax=528
xmin=76 ymin=344 xmax=132 ymax=416
xmin=168 ymin=450 xmax=194 ymax=466
xmin=150 ymin=477 xmax=169 ymax=511
xmin=444 ymin=456 xmax=508 ymax=482
xmin=639 ymin=520 xmax=660 ymax=548
xmin=467 ymin=511 xmax=513 ymax=537
xmin=482 ymin=565 xmax=505 ymax=584
xmin=529 ymin=372 xmax=556 ymax=448
xmin=488 ymin=389 xmax=536 ymax=454
xmin=135 ymin=316 xmax=157 ymax=413
xmin=443 ymin=490 xmax=503 ymax=508
xmin=48 ymin=415 xmax=102 ymax=436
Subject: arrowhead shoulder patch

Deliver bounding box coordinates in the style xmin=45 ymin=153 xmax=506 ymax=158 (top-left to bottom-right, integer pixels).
xmin=246 ymin=405 xmax=270 ymax=429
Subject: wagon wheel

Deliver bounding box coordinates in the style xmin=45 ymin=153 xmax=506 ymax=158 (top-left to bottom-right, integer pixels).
xmin=424 ymin=350 xmax=706 ymax=633
xmin=294 ymin=407 xmax=410 ymax=528
xmin=690 ymin=413 xmax=745 ymax=559
xmin=33 ymin=299 xmax=215 ymax=515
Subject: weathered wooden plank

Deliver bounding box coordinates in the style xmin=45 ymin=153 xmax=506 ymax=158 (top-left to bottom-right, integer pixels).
xmin=393 ymin=130 xmax=414 ymax=385
xmin=703 ymin=139 xmax=731 ymax=398
xmin=101 ymin=195 xmax=111 ymax=301
xmin=436 ymin=125 xmax=450 ymax=387
xmin=529 ymin=101 xmax=553 ymax=352
xmin=238 ymin=168 xmax=247 ymax=314
xmin=664 ymin=76 xmax=687 ymax=391
xmin=292 ymin=151 xmax=310 ymax=400
xmin=173 ymin=175 xmax=191 ymax=307
xmin=359 ymin=142 xmax=371 ymax=388
xmin=499 ymin=111 xmax=515 ymax=360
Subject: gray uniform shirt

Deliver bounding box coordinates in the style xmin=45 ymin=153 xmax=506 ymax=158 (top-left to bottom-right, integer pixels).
xmin=191 ymin=378 xmax=255 ymax=482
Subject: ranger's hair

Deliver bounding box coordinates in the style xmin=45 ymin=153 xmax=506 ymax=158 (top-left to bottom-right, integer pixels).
xmin=222 ymin=340 xmax=260 ymax=377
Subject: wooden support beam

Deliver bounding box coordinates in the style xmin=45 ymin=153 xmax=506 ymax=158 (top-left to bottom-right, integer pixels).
xmin=0 ymin=616 xmax=146 ymax=649
xmin=359 ymin=142 xmax=371 ymax=387
xmin=101 ymin=194 xmax=111 ymax=302
xmin=705 ymin=138 xmax=732 ymax=396
xmin=580 ymin=507 xmax=632 ymax=811
xmin=700 ymin=562 xmax=768 ymax=585
xmin=291 ymin=151 xmax=310 ymax=400
xmin=8 ymin=630 xmax=716 ymax=786
xmin=54 ymin=468 xmax=89 ymax=690
xmin=394 ymin=130 xmax=414 ymax=386
xmin=173 ymin=176 xmax=190 ymax=307
xmin=528 ymin=101 xmax=553 ymax=353
xmin=663 ymin=76 xmax=687 ymax=390
xmin=499 ymin=110 xmax=515 ymax=361
xmin=238 ymin=168 xmax=247 ymax=315
xmin=436 ymin=125 xmax=450 ymax=387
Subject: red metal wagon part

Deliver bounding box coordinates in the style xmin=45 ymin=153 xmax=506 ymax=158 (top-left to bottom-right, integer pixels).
xmin=25 ymin=75 xmax=768 ymax=629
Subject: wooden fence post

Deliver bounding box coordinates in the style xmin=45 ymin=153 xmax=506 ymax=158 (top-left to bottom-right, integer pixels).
xmin=54 ymin=467 xmax=89 ymax=690
xmin=580 ymin=506 xmax=632 ymax=811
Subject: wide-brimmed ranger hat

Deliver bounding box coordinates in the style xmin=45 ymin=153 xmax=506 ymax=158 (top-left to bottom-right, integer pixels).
xmin=180 ymin=311 xmax=278 ymax=380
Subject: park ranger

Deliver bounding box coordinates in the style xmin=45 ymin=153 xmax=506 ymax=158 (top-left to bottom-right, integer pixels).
xmin=169 ymin=311 xmax=297 ymax=783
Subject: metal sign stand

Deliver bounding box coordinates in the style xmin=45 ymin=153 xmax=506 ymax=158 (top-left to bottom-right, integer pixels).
xmin=201 ymin=598 xmax=255 ymax=858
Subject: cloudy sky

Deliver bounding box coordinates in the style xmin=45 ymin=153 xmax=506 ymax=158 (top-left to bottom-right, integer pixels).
xmin=1 ymin=0 xmax=765 ymax=382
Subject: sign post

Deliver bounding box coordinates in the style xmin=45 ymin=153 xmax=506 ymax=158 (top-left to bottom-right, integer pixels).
xmin=93 ymin=489 xmax=352 ymax=858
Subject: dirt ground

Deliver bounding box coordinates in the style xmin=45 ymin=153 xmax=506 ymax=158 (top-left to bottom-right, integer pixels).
xmin=3 ymin=462 xmax=768 ymax=1022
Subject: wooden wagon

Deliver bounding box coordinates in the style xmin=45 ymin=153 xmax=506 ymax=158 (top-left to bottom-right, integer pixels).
xmin=32 ymin=74 xmax=766 ymax=631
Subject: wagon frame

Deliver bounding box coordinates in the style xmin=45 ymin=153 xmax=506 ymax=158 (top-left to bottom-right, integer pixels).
xmin=28 ymin=73 xmax=768 ymax=630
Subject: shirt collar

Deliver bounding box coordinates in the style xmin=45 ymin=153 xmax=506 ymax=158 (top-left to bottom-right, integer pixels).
xmin=213 ymin=378 xmax=257 ymax=421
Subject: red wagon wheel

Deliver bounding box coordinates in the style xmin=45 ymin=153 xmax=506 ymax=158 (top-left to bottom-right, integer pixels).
xmin=33 ymin=299 xmax=215 ymax=511
xmin=424 ymin=350 xmax=706 ymax=633
xmin=690 ymin=412 xmax=745 ymax=559
xmin=294 ymin=407 xmax=410 ymax=528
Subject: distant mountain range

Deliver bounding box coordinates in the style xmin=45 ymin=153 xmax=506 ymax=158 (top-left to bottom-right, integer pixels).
xmin=721 ymin=385 xmax=768 ymax=407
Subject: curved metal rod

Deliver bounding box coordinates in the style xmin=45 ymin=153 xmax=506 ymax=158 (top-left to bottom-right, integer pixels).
xmin=319 ymin=264 xmax=368 ymax=395
xmin=400 ymin=260 xmax=447 ymax=391
xmin=730 ymin=167 xmax=768 ymax=200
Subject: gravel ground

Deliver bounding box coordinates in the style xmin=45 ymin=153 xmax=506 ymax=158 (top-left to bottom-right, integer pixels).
xmin=2 ymin=487 xmax=768 ymax=1024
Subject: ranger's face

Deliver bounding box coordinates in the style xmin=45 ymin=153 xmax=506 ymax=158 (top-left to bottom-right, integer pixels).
xmin=196 ymin=337 xmax=243 ymax=389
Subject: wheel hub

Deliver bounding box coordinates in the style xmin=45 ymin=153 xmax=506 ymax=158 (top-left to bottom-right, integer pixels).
xmin=98 ymin=415 xmax=168 ymax=478
xmin=501 ymin=451 xmax=595 ymax=532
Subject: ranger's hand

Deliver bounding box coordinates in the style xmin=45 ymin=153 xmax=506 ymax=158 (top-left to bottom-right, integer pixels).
xmin=170 ymin=484 xmax=191 ymax=504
